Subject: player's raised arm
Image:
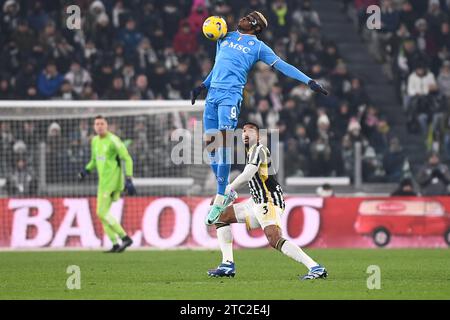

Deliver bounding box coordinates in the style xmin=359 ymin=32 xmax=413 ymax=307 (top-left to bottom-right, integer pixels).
xmin=225 ymin=145 xmax=264 ymax=194
xmin=258 ymin=42 xmax=328 ymax=95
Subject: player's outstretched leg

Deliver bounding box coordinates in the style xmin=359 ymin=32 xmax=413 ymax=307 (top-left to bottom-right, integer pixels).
xmin=265 ymin=225 xmax=328 ymax=280
xmin=206 ymin=130 xmax=234 ymax=225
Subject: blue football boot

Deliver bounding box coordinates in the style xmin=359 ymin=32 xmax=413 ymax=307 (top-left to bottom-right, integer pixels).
xmin=207 ymin=261 xmax=236 ymax=278
xmin=301 ymin=265 xmax=328 ymax=280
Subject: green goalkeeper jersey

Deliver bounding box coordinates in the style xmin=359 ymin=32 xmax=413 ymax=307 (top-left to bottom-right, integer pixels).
xmin=85 ymin=132 xmax=133 ymax=192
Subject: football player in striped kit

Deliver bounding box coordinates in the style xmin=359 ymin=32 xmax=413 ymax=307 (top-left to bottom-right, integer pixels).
xmin=207 ymin=122 xmax=327 ymax=280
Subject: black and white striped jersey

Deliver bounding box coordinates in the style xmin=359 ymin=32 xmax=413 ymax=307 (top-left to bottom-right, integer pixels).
xmin=246 ymin=143 xmax=285 ymax=210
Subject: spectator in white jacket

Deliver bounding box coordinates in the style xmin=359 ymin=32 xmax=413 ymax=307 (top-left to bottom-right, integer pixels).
xmin=407 ymin=66 xmax=436 ymax=97
xmin=406 ymin=65 xmax=441 ymax=134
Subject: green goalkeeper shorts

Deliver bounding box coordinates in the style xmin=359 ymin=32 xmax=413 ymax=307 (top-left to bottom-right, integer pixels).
xmin=97 ymin=190 xmax=121 ymax=218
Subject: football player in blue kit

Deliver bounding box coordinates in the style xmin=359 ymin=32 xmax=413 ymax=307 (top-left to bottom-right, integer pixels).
xmin=191 ymin=11 xmax=328 ymax=225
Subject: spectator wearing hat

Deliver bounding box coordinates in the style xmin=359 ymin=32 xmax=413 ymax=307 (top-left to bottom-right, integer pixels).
xmin=316 ymin=183 xmax=334 ymax=197
xmin=391 ymin=177 xmax=418 ymax=196
xmin=6 ymin=158 xmax=37 ymax=196
xmin=2 ymin=0 xmax=20 ymax=33
xmin=46 ymin=122 xmax=65 ymax=183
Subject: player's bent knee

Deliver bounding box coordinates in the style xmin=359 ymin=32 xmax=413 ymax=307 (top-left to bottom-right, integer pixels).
xmin=264 ymin=225 xmax=282 ymax=248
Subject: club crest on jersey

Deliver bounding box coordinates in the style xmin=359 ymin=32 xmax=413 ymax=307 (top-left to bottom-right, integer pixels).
xmin=221 ymin=40 xmax=251 ymax=53
xmin=248 ymin=40 xmax=255 ymax=46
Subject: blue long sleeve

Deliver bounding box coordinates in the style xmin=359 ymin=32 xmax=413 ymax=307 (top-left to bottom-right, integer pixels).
xmin=273 ymin=60 xmax=311 ymax=85
xmin=202 ymin=70 xmax=213 ymax=89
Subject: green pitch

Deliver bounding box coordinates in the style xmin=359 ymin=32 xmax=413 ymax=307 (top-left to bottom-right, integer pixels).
xmin=0 ymin=249 xmax=449 ymax=300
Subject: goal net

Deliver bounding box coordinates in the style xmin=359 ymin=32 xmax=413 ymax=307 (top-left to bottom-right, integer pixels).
xmin=0 ymin=100 xmax=211 ymax=198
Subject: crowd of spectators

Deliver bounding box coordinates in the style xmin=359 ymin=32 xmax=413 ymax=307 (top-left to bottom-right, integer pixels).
xmin=345 ymin=0 xmax=450 ymax=160
xmin=0 ymin=0 xmax=422 ymax=196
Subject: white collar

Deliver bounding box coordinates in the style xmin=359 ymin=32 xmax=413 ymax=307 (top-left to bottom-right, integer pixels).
xmin=236 ymin=30 xmax=257 ymax=37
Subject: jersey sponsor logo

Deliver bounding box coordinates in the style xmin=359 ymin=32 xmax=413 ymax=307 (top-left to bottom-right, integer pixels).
xmin=220 ymin=125 xmax=235 ymax=130
xmin=221 ymin=40 xmax=251 ymax=53
xmin=97 ymin=155 xmax=106 ymax=161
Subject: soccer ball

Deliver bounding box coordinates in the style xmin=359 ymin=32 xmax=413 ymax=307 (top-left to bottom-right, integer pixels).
xmin=202 ymin=16 xmax=227 ymax=41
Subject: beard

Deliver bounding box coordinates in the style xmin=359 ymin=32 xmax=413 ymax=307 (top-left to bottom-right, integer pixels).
xmin=238 ymin=20 xmax=252 ymax=32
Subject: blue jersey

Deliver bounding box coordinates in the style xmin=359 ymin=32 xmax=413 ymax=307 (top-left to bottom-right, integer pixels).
xmin=204 ymin=31 xmax=281 ymax=91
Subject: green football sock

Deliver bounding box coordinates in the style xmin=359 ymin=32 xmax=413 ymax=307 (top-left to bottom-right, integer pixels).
xmin=108 ymin=218 xmax=126 ymax=238
xmin=103 ymin=224 xmax=118 ymax=245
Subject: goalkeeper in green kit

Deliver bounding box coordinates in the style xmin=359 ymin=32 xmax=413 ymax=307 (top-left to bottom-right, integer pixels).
xmin=78 ymin=115 xmax=136 ymax=253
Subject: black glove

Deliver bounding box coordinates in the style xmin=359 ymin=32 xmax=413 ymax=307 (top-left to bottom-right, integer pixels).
xmin=125 ymin=177 xmax=137 ymax=196
xmin=190 ymin=84 xmax=206 ymax=105
xmin=78 ymin=168 xmax=89 ymax=181
xmin=308 ymin=80 xmax=328 ymax=95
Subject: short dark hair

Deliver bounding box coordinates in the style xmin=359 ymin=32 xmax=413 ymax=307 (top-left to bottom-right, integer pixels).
xmin=242 ymin=121 xmax=260 ymax=131
xmin=95 ymin=115 xmax=107 ymax=122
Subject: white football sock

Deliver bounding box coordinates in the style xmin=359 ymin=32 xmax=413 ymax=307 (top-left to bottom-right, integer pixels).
xmin=213 ymin=194 xmax=225 ymax=206
xmin=217 ymin=225 xmax=233 ymax=263
xmin=280 ymin=240 xmax=317 ymax=269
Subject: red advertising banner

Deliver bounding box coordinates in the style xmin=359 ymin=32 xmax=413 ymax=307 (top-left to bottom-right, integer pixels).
xmin=0 ymin=196 xmax=449 ymax=249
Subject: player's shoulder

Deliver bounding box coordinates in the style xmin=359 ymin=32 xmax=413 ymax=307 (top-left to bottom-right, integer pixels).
xmin=258 ymin=143 xmax=270 ymax=156
xmin=257 ymin=39 xmax=271 ymax=50
xmin=108 ymin=132 xmax=123 ymax=145
xmin=248 ymin=143 xmax=269 ymax=155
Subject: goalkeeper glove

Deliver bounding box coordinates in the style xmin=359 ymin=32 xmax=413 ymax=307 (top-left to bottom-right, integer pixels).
xmin=190 ymin=84 xmax=206 ymax=105
xmin=308 ymin=80 xmax=328 ymax=95
xmin=125 ymin=177 xmax=137 ymax=195
xmin=78 ymin=168 xmax=89 ymax=181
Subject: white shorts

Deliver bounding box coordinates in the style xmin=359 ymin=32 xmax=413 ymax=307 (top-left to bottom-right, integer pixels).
xmin=233 ymin=198 xmax=283 ymax=230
